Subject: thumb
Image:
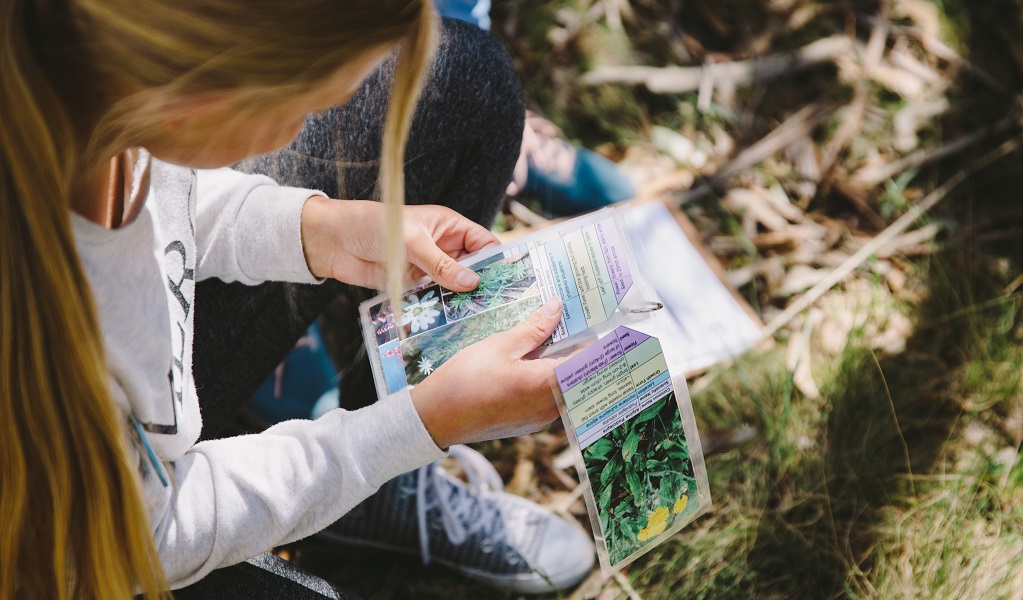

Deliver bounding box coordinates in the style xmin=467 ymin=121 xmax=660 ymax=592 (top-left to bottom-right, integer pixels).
xmin=498 ymin=297 xmax=563 ymax=357
xmin=408 ymin=235 xmax=480 ymax=292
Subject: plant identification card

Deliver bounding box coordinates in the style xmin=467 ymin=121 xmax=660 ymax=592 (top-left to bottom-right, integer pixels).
xmin=360 ymin=208 xmax=640 ymax=396
xmin=552 ymin=323 xmax=710 ymax=575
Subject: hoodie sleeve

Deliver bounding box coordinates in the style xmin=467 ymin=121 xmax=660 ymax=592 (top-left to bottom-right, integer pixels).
xmin=194 ymin=167 xmax=325 ymax=285
xmin=134 ymin=388 xmax=445 ymax=589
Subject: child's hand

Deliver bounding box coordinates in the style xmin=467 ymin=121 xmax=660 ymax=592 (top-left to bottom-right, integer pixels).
xmin=300 ymin=197 xmax=498 ymax=292
xmin=410 ymin=297 xmax=564 ymax=448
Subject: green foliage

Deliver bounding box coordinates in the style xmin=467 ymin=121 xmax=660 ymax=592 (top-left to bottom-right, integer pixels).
xmin=582 ymin=395 xmax=699 ymax=566
xmin=293 ymin=1 xmax=1023 ymax=596
xmin=444 ymin=255 xmax=536 ymax=320
xmin=878 ymin=169 xmax=918 ymax=222
xmin=401 ymin=295 xmax=542 ymax=385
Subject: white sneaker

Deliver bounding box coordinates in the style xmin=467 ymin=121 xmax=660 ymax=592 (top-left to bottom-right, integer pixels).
xmin=321 ymin=445 xmax=596 ymax=594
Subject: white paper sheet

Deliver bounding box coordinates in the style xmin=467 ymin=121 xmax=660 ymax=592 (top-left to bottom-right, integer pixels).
xmin=626 ymin=202 xmax=762 ymax=372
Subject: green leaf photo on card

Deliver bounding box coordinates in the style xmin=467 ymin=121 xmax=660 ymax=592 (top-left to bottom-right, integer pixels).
xmin=441 ymin=250 xmax=538 ymax=321
xmin=399 ymin=294 xmax=543 ymax=386
xmin=582 ymin=393 xmax=700 ymax=566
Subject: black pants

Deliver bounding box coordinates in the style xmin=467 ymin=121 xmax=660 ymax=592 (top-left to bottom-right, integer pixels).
xmin=175 ymin=19 xmax=523 ymax=599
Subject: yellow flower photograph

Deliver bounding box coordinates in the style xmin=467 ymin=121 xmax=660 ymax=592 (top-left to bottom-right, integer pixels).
xmin=583 ymin=394 xmax=699 ymax=565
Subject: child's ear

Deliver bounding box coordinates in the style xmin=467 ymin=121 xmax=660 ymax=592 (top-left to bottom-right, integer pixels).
xmin=160 ymin=92 xmax=234 ymax=130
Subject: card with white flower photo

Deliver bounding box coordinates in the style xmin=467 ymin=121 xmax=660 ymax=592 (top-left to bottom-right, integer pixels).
xmin=440 ymin=248 xmax=539 ymax=322
xmin=368 ymin=285 xmax=449 ymax=339
xmin=360 ymin=207 xmax=647 ymax=397
xmin=400 ymin=294 xmax=543 ymax=387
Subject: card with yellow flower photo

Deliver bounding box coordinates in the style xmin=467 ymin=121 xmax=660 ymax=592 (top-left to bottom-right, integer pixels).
xmin=552 ymin=322 xmax=711 ymax=574
xmin=581 ymin=393 xmax=699 ymax=566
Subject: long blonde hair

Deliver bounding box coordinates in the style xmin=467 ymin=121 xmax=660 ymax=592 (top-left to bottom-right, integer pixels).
xmin=0 ymin=0 xmax=436 ymax=597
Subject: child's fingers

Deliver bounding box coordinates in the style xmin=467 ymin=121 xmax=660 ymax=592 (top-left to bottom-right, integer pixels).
xmin=407 ymin=234 xmax=481 ymax=292
xmin=496 ymin=297 xmax=563 ymax=357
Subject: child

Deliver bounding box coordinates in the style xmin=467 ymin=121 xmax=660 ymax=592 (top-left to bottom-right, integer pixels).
xmin=1 ymin=1 xmax=588 ymax=598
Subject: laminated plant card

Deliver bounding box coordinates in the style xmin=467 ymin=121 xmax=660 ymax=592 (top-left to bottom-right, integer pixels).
xmin=360 ymin=208 xmax=642 ymax=397
xmin=550 ymin=315 xmax=711 ymax=575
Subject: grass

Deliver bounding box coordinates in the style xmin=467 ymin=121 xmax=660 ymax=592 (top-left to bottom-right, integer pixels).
xmin=294 ymin=243 xmax=1023 ymax=598
xmin=615 ymin=239 xmax=1023 ymax=599
xmin=281 ymin=2 xmax=1023 ymax=597
xmin=300 ymin=202 xmax=1023 ymax=599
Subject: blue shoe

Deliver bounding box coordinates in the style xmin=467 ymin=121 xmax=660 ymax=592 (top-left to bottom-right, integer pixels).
xmin=248 ymin=323 xmax=340 ymax=425
xmin=514 ymin=114 xmax=635 ymax=217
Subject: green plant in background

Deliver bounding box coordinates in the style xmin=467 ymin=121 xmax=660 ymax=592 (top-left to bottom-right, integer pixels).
xmin=583 ymin=394 xmax=698 ymax=566
xmin=444 ymin=255 xmax=536 ymax=320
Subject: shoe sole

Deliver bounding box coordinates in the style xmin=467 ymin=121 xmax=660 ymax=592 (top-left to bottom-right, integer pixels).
xmin=316 ymin=528 xmax=591 ymax=594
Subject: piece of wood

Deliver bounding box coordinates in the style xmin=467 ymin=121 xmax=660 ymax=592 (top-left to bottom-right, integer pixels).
xmin=762 ymin=137 xmax=1022 ymax=339
xmin=674 ymin=102 xmax=837 ymax=206
xmin=820 ymin=10 xmax=888 ymax=180
xmin=506 ymin=459 xmax=535 ymax=496
xmin=581 ymin=35 xmax=853 ymax=94
xmin=506 ymin=199 xmax=553 ymax=228
xmin=849 ymin=117 xmax=1018 ymax=189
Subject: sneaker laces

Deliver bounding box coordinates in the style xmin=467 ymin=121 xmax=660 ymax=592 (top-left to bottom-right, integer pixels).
xmin=415 ymin=444 xmax=507 ymax=566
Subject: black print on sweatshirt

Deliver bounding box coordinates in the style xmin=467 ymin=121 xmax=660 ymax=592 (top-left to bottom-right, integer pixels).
xmin=141 ymin=245 xmax=193 ymax=436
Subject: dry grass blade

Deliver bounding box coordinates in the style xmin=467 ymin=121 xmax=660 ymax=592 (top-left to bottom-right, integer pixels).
xmin=850 ymin=116 xmax=1019 ymax=189
xmin=676 ymin=102 xmax=836 ymax=206
xmin=763 ymin=136 xmax=1023 ymax=339
xmin=581 ymin=36 xmax=853 ymax=94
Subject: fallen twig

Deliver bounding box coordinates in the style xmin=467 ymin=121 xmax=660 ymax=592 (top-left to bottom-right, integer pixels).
xmin=613 ymin=572 xmax=644 ymax=600
xmin=675 ymin=103 xmax=836 ymax=206
xmin=762 ymin=136 xmax=1023 ymax=339
xmin=820 ymin=8 xmax=888 ymax=180
xmin=581 ymin=36 xmax=853 ymax=94
xmin=849 ymin=116 xmax=1019 ymax=189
